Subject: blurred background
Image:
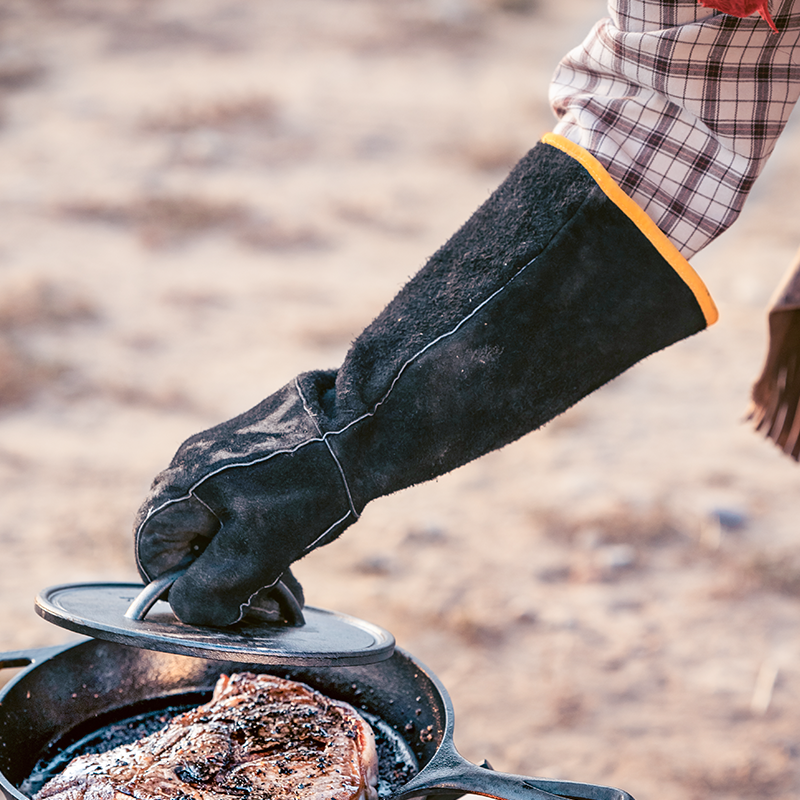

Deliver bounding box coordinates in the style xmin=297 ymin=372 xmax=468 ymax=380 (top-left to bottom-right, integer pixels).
xmin=1 ymin=1 xmax=800 ymax=797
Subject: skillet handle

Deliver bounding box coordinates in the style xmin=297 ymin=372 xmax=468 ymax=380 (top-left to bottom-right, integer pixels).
xmin=0 ymin=643 xmax=76 ymax=671
xmin=393 ymin=749 xmax=634 ymax=800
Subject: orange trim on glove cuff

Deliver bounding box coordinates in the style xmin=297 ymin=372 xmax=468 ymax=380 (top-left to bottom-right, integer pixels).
xmin=542 ymin=132 xmax=719 ymax=328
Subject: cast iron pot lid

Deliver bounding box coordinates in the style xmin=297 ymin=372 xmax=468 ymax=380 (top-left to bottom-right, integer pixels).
xmin=35 ymin=576 xmax=395 ymax=667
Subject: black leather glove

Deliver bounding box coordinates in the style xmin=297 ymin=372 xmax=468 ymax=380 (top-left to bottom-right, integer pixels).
xmin=135 ymin=135 xmax=716 ymax=626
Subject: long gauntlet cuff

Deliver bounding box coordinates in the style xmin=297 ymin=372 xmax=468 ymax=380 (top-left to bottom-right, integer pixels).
xmin=135 ymin=135 xmax=716 ymax=626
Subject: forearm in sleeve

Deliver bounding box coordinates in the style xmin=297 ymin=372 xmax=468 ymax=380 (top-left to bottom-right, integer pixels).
xmin=549 ymin=0 xmax=800 ymax=258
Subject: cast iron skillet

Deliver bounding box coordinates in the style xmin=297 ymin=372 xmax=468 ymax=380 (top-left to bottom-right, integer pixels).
xmin=0 ymin=639 xmax=633 ymax=800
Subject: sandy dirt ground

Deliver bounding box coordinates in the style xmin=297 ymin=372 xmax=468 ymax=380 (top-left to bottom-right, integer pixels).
xmin=2 ymin=1 xmax=800 ymax=798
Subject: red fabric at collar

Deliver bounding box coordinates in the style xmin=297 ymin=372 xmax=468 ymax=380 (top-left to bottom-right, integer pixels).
xmin=697 ymin=0 xmax=778 ymax=31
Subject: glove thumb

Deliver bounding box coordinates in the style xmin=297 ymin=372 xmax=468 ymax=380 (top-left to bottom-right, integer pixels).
xmin=166 ymin=509 xmax=301 ymax=626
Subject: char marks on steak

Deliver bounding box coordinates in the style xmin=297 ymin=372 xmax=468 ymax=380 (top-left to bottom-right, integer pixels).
xmin=34 ymin=672 xmax=379 ymax=800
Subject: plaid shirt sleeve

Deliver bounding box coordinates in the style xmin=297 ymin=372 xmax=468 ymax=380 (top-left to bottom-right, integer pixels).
xmin=549 ymin=0 xmax=800 ymax=258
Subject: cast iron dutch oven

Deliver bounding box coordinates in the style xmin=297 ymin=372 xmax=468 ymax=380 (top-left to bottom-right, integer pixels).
xmin=0 ymin=581 xmax=634 ymax=800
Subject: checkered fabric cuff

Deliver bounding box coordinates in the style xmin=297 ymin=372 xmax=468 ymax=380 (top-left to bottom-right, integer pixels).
xmin=549 ymin=0 xmax=800 ymax=258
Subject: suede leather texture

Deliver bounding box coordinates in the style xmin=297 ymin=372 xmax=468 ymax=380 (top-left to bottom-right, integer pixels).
xmin=135 ymin=141 xmax=707 ymax=626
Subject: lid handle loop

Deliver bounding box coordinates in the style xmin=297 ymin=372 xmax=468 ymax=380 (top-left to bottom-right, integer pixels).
xmin=124 ymin=567 xmax=306 ymax=627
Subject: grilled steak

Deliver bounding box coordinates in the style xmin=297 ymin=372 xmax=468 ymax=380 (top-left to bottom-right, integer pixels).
xmin=34 ymin=672 xmax=379 ymax=800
